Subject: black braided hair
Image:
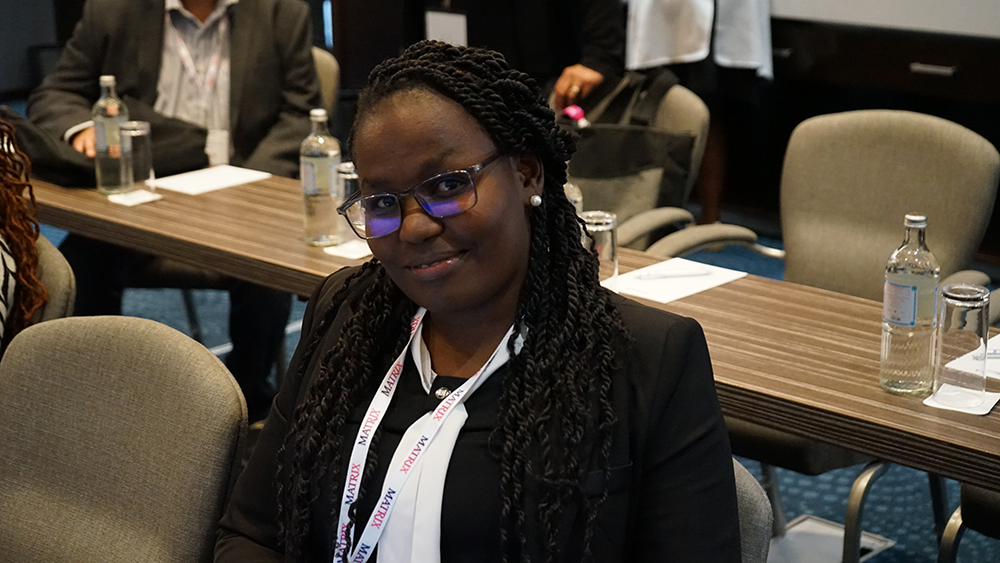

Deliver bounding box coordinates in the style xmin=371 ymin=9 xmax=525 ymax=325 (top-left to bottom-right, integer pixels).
xmin=279 ymin=40 xmax=628 ymax=562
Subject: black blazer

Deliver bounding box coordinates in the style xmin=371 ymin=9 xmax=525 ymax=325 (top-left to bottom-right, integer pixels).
xmin=27 ymin=0 xmax=321 ymax=178
xmin=216 ymin=267 xmax=740 ymax=562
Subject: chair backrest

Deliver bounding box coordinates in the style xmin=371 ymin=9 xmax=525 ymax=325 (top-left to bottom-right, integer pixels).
xmin=653 ymin=84 xmax=710 ymax=204
xmin=312 ymin=46 xmax=340 ymax=115
xmin=733 ymin=458 xmax=772 ymax=563
xmin=781 ymin=110 xmax=1000 ymax=300
xmin=0 ymin=316 xmax=247 ymax=563
xmin=30 ymin=234 xmax=75 ymax=323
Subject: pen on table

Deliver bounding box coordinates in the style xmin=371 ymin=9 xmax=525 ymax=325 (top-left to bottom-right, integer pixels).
xmin=636 ymin=270 xmax=711 ymax=280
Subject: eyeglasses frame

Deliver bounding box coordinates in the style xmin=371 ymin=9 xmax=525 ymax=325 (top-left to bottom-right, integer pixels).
xmin=337 ymin=152 xmax=505 ymax=240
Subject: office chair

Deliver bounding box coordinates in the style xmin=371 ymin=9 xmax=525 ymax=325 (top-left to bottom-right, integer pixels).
xmin=734 ymin=458 xmax=773 ymax=563
xmin=567 ymin=83 xmax=711 ymax=249
xmin=0 ymin=316 xmax=246 ymax=563
xmin=30 ymin=234 xmax=75 ymax=322
xmin=647 ymin=109 xmax=1000 ymax=563
xmin=938 ymin=484 xmax=1000 ymax=562
xmin=312 ymin=46 xmax=340 ymax=115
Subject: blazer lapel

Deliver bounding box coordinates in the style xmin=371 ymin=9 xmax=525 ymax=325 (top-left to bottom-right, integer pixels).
xmin=227 ymin=0 xmax=253 ymax=134
xmin=134 ymin=0 xmax=166 ymax=104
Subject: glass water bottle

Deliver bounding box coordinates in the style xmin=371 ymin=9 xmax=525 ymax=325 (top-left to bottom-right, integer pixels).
xmin=92 ymin=75 xmax=131 ymax=195
xmin=299 ymin=108 xmax=343 ymax=246
xmin=879 ymin=213 xmax=940 ymax=395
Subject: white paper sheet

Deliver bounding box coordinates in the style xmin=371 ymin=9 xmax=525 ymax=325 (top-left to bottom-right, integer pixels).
xmin=610 ymin=257 xmax=747 ymax=304
xmin=323 ymin=239 xmax=372 ymax=259
xmin=151 ymin=165 xmax=272 ymax=195
xmin=947 ymin=334 xmax=1000 ymax=381
xmin=923 ymin=385 xmax=1000 ymax=415
xmin=107 ymin=189 xmax=163 ymax=206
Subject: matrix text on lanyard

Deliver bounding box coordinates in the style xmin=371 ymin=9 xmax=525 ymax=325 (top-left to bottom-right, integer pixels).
xmin=334 ymin=308 xmax=512 ymax=563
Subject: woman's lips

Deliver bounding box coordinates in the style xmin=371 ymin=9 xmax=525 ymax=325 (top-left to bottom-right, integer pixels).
xmin=407 ymin=251 xmax=466 ymax=280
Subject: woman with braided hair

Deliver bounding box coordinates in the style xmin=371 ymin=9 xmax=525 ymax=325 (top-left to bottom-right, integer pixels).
xmin=216 ymin=40 xmax=739 ymax=562
xmin=0 ymin=118 xmax=48 ymax=355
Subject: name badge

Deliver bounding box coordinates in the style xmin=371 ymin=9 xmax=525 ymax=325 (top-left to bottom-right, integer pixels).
xmin=206 ymin=129 xmax=230 ymax=167
xmin=425 ymin=10 xmax=467 ymax=46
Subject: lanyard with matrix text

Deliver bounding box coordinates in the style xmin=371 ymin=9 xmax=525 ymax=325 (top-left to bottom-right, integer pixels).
xmin=334 ymin=307 xmax=513 ymax=563
xmin=167 ymin=13 xmax=227 ymax=117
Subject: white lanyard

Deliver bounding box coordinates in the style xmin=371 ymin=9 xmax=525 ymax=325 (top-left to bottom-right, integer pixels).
xmin=334 ymin=308 xmax=513 ymax=563
xmin=168 ymin=13 xmax=226 ymax=112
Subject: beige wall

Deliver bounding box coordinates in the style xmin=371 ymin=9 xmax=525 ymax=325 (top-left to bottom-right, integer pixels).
xmin=770 ymin=0 xmax=1000 ymax=38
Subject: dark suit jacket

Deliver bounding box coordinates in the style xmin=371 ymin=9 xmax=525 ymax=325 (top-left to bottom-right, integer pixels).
xmin=27 ymin=0 xmax=321 ymax=178
xmin=215 ymin=267 xmax=741 ymax=562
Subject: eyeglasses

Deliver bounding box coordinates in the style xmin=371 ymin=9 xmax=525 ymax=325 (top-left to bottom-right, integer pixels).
xmin=338 ymin=152 xmax=503 ymax=239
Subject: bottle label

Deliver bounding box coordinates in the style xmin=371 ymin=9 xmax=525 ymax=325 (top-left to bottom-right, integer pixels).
xmin=94 ymin=121 xmax=107 ymax=151
xmin=301 ymin=160 xmax=317 ymax=195
xmin=883 ymin=280 xmax=917 ymax=326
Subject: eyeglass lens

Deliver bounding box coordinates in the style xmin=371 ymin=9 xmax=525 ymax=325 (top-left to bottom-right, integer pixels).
xmin=347 ymin=171 xmax=477 ymax=238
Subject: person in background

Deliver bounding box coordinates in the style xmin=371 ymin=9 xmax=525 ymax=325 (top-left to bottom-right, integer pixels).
xmin=624 ymin=0 xmax=772 ymax=224
xmin=26 ymin=0 xmax=322 ymax=421
xmin=414 ymin=0 xmax=625 ymax=112
xmin=215 ymin=41 xmax=739 ymax=562
xmin=0 ymin=119 xmax=49 ymax=355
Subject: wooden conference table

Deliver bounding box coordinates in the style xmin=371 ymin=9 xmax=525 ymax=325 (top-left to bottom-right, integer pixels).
xmin=31 ymin=176 xmax=1000 ymax=492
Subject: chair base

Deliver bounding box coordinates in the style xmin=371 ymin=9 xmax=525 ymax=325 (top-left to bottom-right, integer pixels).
xmin=768 ymin=515 xmax=895 ymax=563
xmin=760 ymin=460 xmax=890 ymax=563
xmin=937 ymin=507 xmax=966 ymax=563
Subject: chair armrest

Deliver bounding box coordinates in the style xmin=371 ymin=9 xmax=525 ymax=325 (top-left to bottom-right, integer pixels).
xmin=645 ymin=223 xmax=760 ymax=258
xmin=617 ymin=207 xmax=696 ymax=248
xmin=942 ymin=270 xmax=991 ymax=288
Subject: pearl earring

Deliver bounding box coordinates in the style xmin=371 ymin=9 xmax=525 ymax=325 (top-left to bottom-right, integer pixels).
xmin=530 ymin=195 xmax=542 ymax=207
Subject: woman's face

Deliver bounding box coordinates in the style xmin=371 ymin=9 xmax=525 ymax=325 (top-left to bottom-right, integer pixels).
xmin=352 ymin=88 xmax=542 ymax=322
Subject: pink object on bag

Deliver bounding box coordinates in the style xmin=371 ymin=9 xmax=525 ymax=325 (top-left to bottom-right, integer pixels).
xmin=562 ymin=105 xmax=590 ymax=128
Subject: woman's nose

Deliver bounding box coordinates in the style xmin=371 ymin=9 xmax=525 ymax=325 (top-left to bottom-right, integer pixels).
xmin=397 ymin=196 xmax=443 ymax=243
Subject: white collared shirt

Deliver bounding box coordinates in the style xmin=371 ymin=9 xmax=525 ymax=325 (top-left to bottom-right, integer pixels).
xmin=154 ymin=0 xmax=237 ymax=132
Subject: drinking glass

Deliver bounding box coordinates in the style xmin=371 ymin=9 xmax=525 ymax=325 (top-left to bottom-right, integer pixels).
xmin=932 ymin=283 xmax=989 ymax=408
xmin=580 ymin=210 xmax=618 ymax=292
xmin=120 ymin=121 xmax=154 ymax=192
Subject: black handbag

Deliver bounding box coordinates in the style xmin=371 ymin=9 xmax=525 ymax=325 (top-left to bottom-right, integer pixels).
xmin=561 ymin=68 xmax=694 ymax=222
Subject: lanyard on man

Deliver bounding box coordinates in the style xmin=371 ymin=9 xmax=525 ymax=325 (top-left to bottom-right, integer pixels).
xmin=167 ymin=11 xmax=230 ymax=165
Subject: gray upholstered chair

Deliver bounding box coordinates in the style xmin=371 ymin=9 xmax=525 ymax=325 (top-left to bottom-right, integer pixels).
xmin=30 ymin=234 xmax=75 ymax=323
xmin=648 ymin=110 xmax=1000 ymax=305
xmin=124 ymin=261 xmax=287 ymax=380
xmin=312 ymin=46 xmax=340 ymax=115
xmin=569 ymin=84 xmax=711 ymax=249
xmin=734 ymin=458 xmax=773 ymax=563
xmin=938 ymin=484 xmax=1000 ymax=562
xmin=646 ymin=110 xmax=1000 ymax=563
xmin=0 ymin=316 xmax=247 ymax=563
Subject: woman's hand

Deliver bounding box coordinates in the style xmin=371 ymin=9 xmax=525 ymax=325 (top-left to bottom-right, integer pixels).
xmin=553 ymin=64 xmax=605 ymax=112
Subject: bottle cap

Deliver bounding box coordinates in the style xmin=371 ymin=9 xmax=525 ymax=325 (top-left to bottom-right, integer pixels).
xmin=310 ymin=108 xmax=328 ymax=121
xmin=337 ymin=161 xmax=356 ymax=175
xmin=99 ymin=75 xmax=116 ymax=87
xmin=904 ymin=213 xmax=928 ymax=229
